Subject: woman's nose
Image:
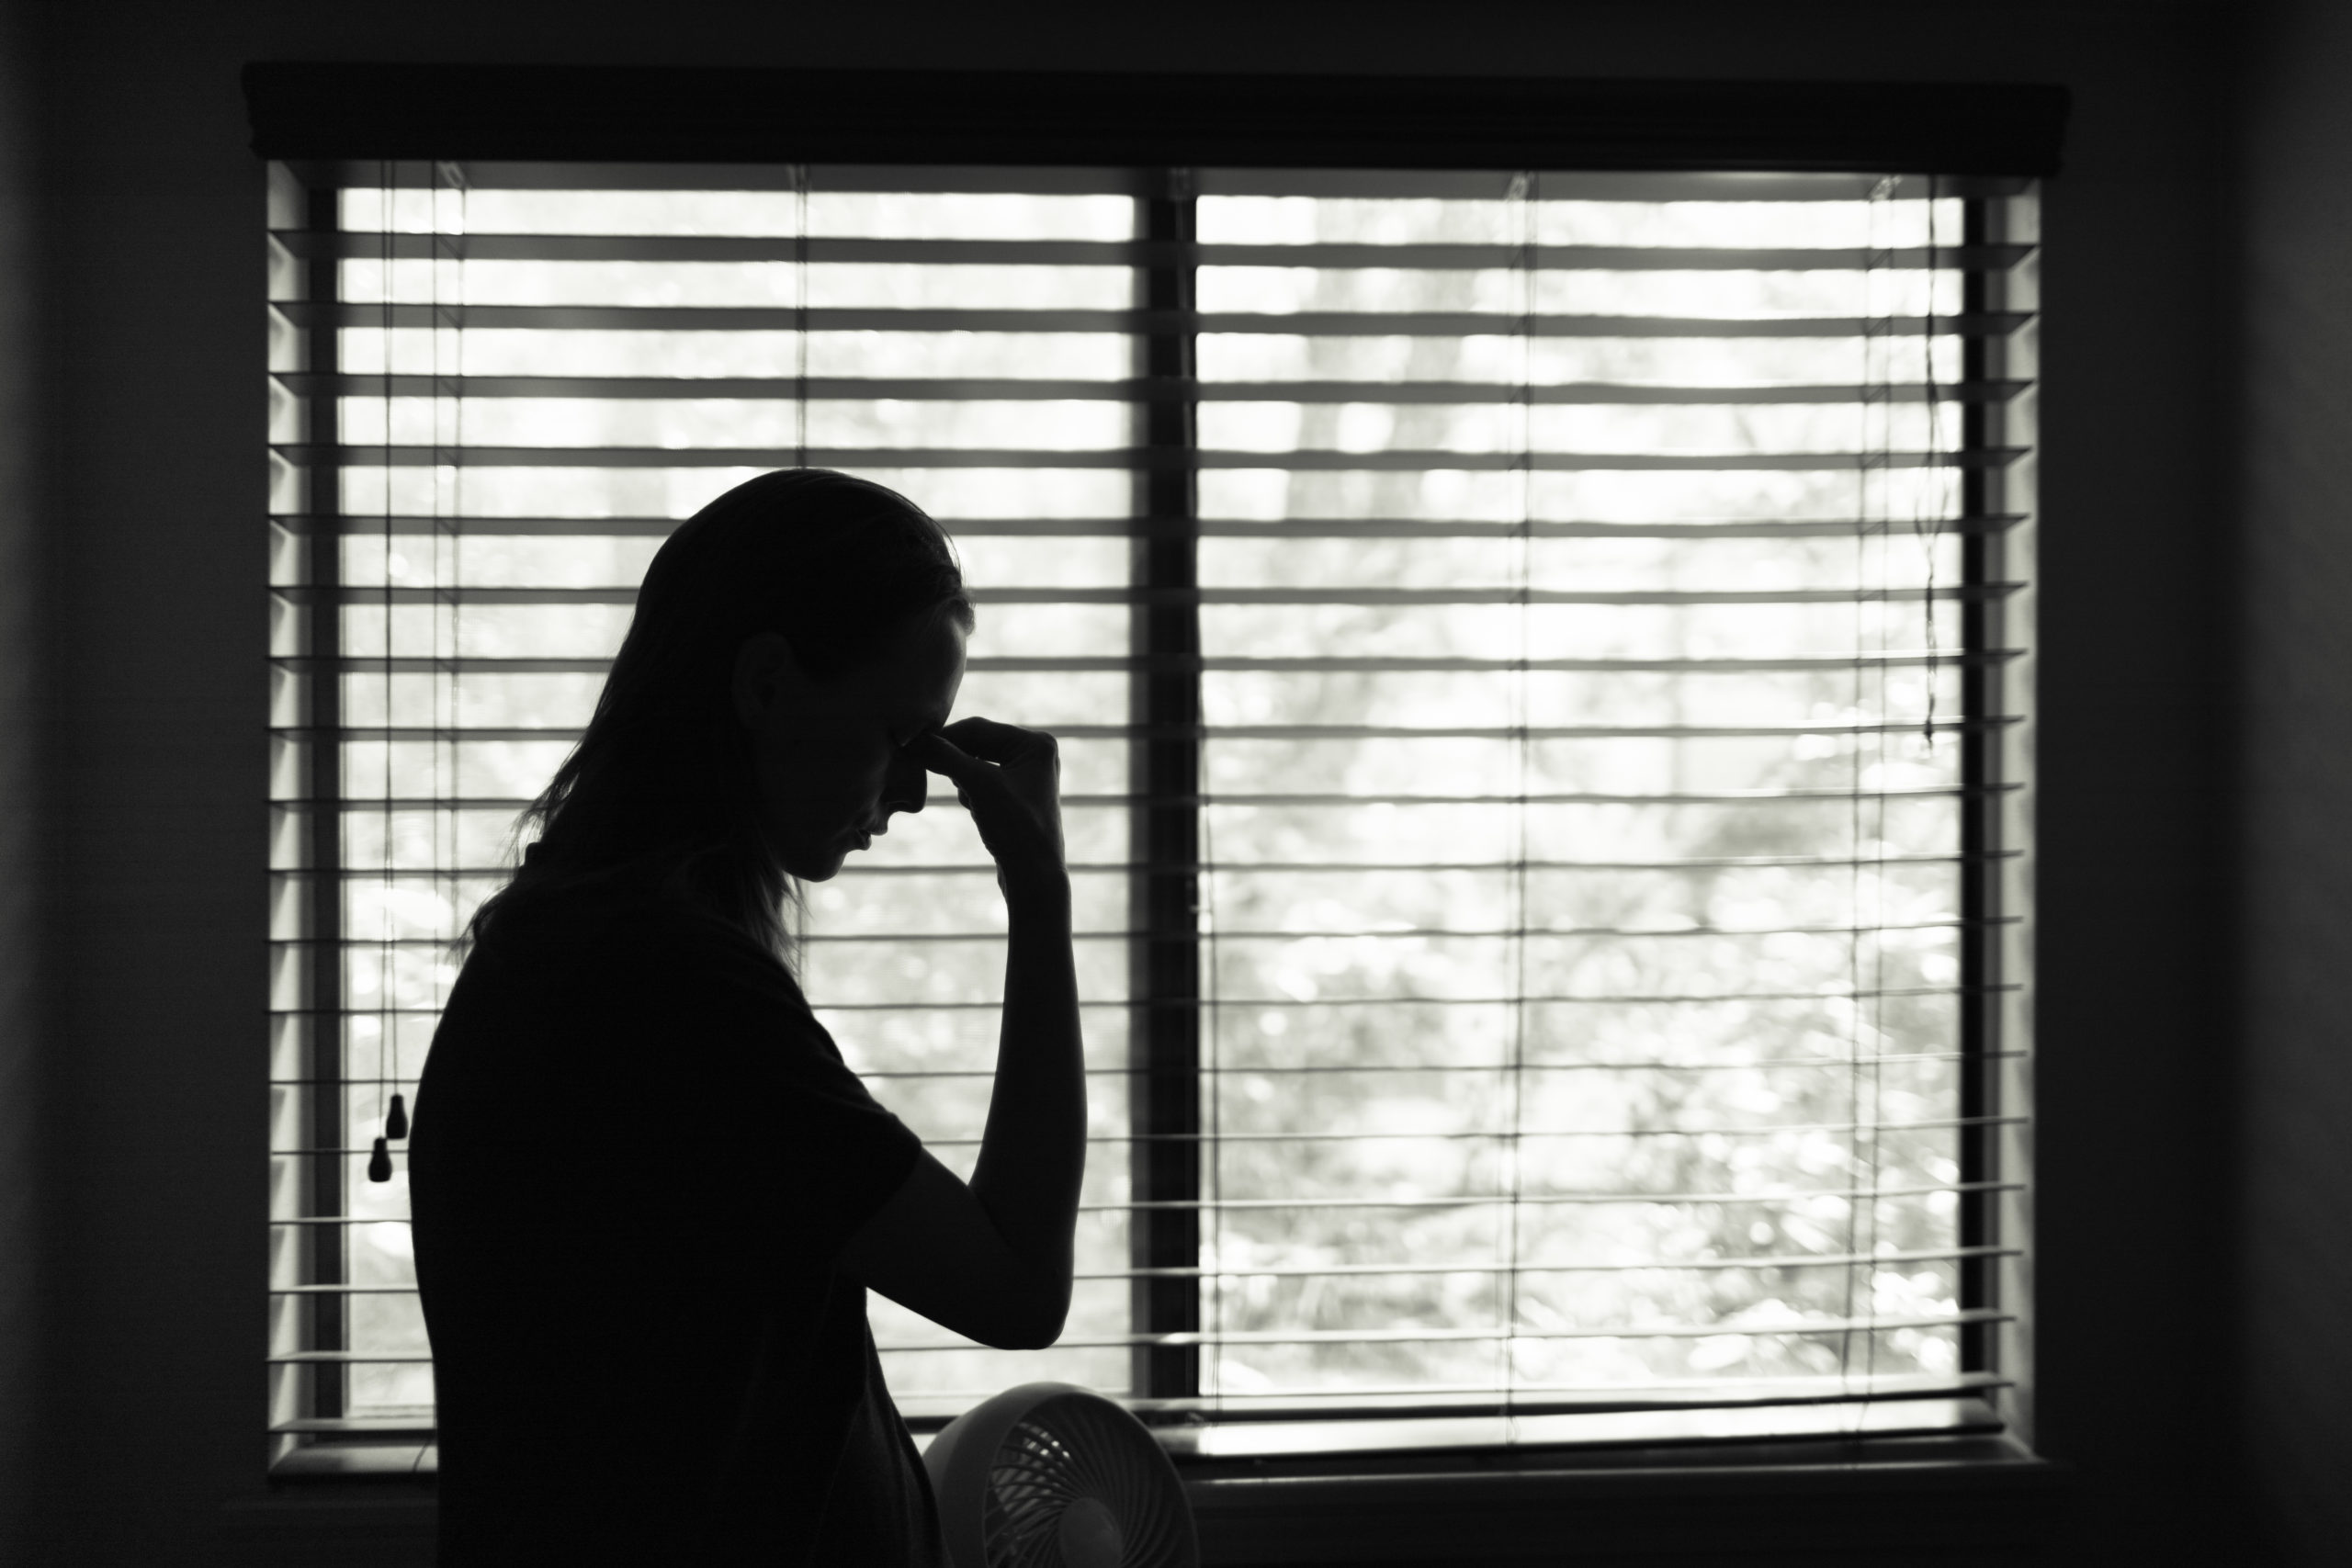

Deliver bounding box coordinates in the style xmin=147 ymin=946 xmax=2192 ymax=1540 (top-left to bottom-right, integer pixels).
xmin=883 ymin=749 xmax=927 ymax=817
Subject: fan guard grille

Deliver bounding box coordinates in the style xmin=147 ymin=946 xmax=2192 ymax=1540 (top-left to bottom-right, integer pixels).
xmin=972 ymin=1393 xmax=1193 ymax=1568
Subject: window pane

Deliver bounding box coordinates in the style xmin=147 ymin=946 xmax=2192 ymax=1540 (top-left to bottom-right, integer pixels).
xmin=274 ymin=165 xmax=2020 ymax=1450
xmin=289 ymin=174 xmax=1144 ymax=1430
xmin=1193 ymin=176 xmax=1983 ymax=1406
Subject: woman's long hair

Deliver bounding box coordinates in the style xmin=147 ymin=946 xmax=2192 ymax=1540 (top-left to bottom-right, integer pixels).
xmin=464 ymin=469 xmax=974 ymax=970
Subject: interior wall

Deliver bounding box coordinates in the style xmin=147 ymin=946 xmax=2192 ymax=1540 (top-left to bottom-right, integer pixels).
xmin=0 ymin=0 xmax=47 ymax=1558
xmin=14 ymin=1 xmax=2253 ymax=1562
xmin=2231 ymin=0 xmax=2352 ymax=1561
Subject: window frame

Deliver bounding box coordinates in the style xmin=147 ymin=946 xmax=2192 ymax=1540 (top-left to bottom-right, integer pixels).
xmin=253 ymin=64 xmax=2060 ymax=1517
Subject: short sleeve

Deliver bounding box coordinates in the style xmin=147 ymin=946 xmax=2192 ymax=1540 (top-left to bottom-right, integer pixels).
xmin=575 ymin=904 xmax=926 ymax=1264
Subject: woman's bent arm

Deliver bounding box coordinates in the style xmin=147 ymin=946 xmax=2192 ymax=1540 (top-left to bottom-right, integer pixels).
xmin=838 ymin=722 xmax=1084 ymax=1350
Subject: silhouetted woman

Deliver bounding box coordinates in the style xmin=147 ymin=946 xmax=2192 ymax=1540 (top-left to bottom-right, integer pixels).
xmin=409 ymin=469 xmax=1083 ymax=1565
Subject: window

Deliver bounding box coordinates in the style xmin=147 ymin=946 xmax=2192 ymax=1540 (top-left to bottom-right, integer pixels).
xmin=259 ymin=72 xmax=2045 ymax=1480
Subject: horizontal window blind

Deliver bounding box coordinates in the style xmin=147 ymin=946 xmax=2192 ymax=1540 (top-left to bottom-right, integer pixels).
xmin=265 ymin=159 xmax=2034 ymax=1473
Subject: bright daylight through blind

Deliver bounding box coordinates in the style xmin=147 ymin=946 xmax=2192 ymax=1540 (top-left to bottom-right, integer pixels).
xmin=266 ymin=161 xmax=2034 ymax=1470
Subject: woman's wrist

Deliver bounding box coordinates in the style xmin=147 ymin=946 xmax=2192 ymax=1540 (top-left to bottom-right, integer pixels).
xmin=1002 ymin=868 xmax=1072 ymax=923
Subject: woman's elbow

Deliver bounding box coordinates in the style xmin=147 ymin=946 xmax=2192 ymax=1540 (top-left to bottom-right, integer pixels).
xmin=989 ymin=1284 xmax=1069 ymax=1351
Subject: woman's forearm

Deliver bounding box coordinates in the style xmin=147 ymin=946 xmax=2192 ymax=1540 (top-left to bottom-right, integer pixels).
xmin=967 ymin=874 xmax=1086 ymax=1320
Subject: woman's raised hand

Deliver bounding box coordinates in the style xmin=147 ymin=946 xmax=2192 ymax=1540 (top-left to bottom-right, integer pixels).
xmin=910 ymin=718 xmax=1066 ymax=900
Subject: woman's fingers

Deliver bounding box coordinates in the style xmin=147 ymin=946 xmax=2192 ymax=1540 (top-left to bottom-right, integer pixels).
xmin=910 ymin=718 xmax=1065 ymax=886
xmin=909 ymin=729 xmax=980 ymax=784
xmin=914 ymin=721 xmax=1058 ymax=794
xmin=940 ymin=716 xmax=1056 ymax=766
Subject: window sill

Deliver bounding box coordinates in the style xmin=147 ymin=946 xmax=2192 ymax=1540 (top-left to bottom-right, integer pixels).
xmin=227 ymin=1431 xmax=2070 ymax=1566
xmin=1182 ymin=1434 xmax=2070 ymax=1563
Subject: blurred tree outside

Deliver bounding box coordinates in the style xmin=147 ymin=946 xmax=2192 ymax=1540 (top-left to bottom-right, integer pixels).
xmin=292 ymin=175 xmax=1982 ymax=1429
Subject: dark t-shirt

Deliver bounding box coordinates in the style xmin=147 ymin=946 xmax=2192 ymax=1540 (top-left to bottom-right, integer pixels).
xmin=408 ymin=878 xmax=944 ymax=1565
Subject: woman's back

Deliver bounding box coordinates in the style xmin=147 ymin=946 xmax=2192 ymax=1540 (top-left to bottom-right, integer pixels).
xmin=410 ymin=874 xmax=942 ymax=1564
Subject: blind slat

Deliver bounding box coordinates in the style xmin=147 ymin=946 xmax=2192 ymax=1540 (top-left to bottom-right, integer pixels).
xmin=1111 ymin=1182 xmax=2020 ymax=1214
xmin=271 ymin=512 xmax=2031 ymax=539
xmin=814 ymin=999 xmax=2018 ymax=1017
xmin=277 ymin=919 xmax=2010 ymax=947
xmin=275 ymin=650 xmax=2023 ymax=676
xmin=271 ymin=1120 xmax=2023 ymax=1161
xmin=275 ymin=785 xmax=2021 ymax=809
xmin=267 ymin=1243 xmax=2020 ymax=1292
xmin=273 ymin=581 xmax=2023 ymax=606
xmin=1069 ymin=1378 xmax=2008 ymax=1420
xmin=264 ymin=1376 xmax=2007 ymax=1439
xmin=882 ymin=1311 xmax=2011 ymax=1355
xmin=270 ymin=1001 xmax=2019 ymax=1025
xmin=270 ymin=299 xmax=2035 ymax=337
xmin=277 ymin=229 xmax=2036 ymax=272
xmin=265 ymin=1377 xmax=2007 ymax=1440
xmin=274 ymin=441 xmax=2024 ymax=473
xmin=287 ymin=854 xmax=2009 ymax=885
xmin=280 ymin=719 xmax=2019 ymax=744
xmin=276 ymin=1324 xmax=2011 ymax=1370
xmin=274 ymin=370 xmax=2033 ymax=406
xmin=272 ymin=1310 xmax=2005 ymax=1366
xmin=264 ymin=1046 xmax=2027 ymax=1082
xmin=401 ymin=168 xmax=2028 ymax=201
xmin=269 ymin=1186 xmax=2018 ymax=1228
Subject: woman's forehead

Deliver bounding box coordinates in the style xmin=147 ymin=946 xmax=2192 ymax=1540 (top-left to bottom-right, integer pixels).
xmin=876 ymin=613 xmax=967 ymax=717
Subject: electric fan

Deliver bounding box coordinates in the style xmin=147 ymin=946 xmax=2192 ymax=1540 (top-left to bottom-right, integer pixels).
xmin=922 ymin=1382 xmax=1198 ymax=1568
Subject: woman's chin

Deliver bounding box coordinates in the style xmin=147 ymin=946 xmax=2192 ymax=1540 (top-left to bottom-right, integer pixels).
xmin=783 ymin=847 xmax=852 ymax=882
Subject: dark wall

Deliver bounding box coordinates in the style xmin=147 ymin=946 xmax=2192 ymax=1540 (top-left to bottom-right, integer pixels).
xmin=0 ymin=0 xmax=47 ymax=1561
xmin=2231 ymin=0 xmax=2352 ymax=1561
xmin=4 ymin=1 xmax=2274 ymax=1562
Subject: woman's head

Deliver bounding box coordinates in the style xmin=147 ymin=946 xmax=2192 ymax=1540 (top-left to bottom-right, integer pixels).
xmin=730 ymin=603 xmax=966 ymax=883
xmin=474 ymin=468 xmax=974 ymax=959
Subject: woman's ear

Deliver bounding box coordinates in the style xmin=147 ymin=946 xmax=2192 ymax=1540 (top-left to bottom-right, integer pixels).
xmin=731 ymin=632 xmax=809 ymax=729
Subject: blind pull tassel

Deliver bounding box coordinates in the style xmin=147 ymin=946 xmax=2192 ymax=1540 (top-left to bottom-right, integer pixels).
xmin=367 ymin=1092 xmax=410 ymax=1181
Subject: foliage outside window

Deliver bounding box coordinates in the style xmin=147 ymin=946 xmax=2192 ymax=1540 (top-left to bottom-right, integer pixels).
xmin=266 ymin=161 xmax=2033 ymax=1469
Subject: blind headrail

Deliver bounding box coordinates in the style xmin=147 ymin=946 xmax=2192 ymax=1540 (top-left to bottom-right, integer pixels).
xmin=244 ymin=65 xmax=2066 ymax=175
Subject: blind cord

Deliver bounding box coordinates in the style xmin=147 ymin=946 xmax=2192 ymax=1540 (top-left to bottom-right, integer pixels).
xmin=367 ymin=162 xmax=468 ymax=1180
xmin=1202 ymin=647 xmax=1223 ymax=1426
xmin=795 ymin=163 xmax=808 ymax=471
xmin=1840 ymin=172 xmax=1913 ymax=1453
xmin=434 ymin=162 xmax=469 ymax=1130
xmin=1918 ymin=179 xmax=1945 ymax=748
xmin=1181 ymin=166 xmax=1221 ymax=1427
xmin=369 ymin=164 xmax=400 ymax=1182
xmin=1498 ymin=168 xmax=1538 ymax=1433
xmin=1838 ymin=173 xmax=1884 ymax=1454
xmin=788 ymin=163 xmax=810 ymax=967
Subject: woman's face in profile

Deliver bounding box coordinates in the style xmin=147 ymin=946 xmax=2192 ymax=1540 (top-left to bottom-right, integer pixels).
xmin=735 ymin=611 xmax=968 ymax=882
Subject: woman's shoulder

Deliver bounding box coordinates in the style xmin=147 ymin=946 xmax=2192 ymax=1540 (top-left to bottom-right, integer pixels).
xmin=479 ymin=869 xmax=789 ymax=974
xmin=438 ymin=880 xmax=835 ymax=1082
xmin=453 ymin=872 xmax=799 ymax=1028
